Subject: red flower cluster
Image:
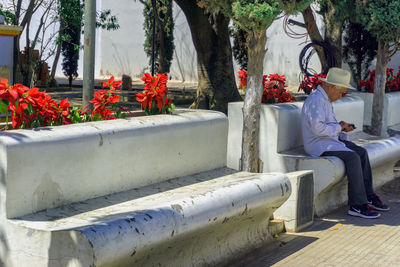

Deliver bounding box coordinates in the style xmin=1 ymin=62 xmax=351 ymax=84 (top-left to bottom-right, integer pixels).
xmin=360 ymin=67 xmax=400 ymax=93
xmin=136 ymin=73 xmax=175 ymax=115
xmin=0 ymin=76 xmax=124 ymax=130
xmin=90 ymin=76 xmax=121 ymax=120
xmin=238 ymin=69 xmax=248 ymax=91
xmin=262 ymin=74 xmax=295 ymax=104
xmin=298 ymin=73 xmax=327 ymax=94
xmin=236 ymin=71 xmax=295 ymax=104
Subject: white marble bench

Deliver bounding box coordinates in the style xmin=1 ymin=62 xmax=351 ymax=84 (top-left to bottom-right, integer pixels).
xmin=0 ymin=109 xmax=291 ymax=267
xmin=227 ymin=96 xmax=400 ymax=217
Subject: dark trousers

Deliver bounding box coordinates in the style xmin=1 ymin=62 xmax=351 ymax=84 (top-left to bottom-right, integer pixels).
xmin=321 ymin=140 xmax=374 ymax=207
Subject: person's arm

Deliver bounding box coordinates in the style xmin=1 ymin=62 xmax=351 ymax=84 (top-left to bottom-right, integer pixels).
xmin=305 ymin=99 xmax=341 ymax=137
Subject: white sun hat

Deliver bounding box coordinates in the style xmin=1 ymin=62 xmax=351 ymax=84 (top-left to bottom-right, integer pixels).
xmin=319 ymin=67 xmax=356 ymax=90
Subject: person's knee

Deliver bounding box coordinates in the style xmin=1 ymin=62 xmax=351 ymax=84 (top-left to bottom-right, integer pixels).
xmin=356 ymin=146 xmax=368 ymax=157
xmin=344 ymin=151 xmax=361 ymax=165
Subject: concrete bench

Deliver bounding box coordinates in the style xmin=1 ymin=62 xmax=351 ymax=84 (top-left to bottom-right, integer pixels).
xmin=352 ymin=91 xmax=400 ymax=135
xmin=227 ymin=96 xmax=400 ymax=217
xmin=0 ymin=109 xmax=291 ymax=267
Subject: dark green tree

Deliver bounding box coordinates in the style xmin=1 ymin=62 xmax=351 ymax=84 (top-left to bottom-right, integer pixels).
xmin=0 ymin=4 xmax=16 ymax=25
xmin=342 ymin=21 xmax=377 ymax=91
xmin=356 ymin=0 xmax=400 ymax=136
xmin=54 ymin=1 xmax=120 ymax=88
xmin=60 ymin=0 xmax=83 ymax=88
xmin=231 ymin=23 xmax=248 ymax=70
xmin=141 ymin=0 xmax=175 ymax=74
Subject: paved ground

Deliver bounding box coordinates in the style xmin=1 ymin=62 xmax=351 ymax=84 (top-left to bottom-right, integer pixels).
xmin=231 ymin=174 xmax=400 ymax=267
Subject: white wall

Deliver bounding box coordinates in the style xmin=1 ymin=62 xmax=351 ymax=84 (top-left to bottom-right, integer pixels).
xmin=95 ymin=2 xmax=325 ymax=85
xmin=97 ymin=0 xmax=197 ymax=81
xmin=0 ymin=36 xmax=14 ymax=82
xmin=11 ymin=0 xmax=400 ymax=85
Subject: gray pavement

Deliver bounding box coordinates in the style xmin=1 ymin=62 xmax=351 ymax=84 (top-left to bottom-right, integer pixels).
xmin=231 ymin=174 xmax=400 ymax=267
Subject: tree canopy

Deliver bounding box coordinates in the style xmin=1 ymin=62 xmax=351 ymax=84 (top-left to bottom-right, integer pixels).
xmin=200 ymin=0 xmax=310 ymax=33
xmin=357 ymin=0 xmax=400 ymax=43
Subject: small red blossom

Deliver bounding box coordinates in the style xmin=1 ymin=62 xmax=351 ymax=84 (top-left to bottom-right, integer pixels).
xmin=236 ymin=71 xmax=295 ymax=104
xmin=360 ymin=68 xmax=400 ymax=93
xmin=100 ymin=76 xmax=122 ymax=90
xmin=262 ymin=74 xmax=295 ymax=104
xmin=238 ymin=69 xmax=248 ymax=91
xmin=298 ymin=73 xmax=326 ymax=94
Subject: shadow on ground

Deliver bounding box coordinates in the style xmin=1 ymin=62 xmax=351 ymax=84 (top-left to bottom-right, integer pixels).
xmin=229 ymin=176 xmax=400 ymax=267
xmin=226 ymin=235 xmax=318 ymax=267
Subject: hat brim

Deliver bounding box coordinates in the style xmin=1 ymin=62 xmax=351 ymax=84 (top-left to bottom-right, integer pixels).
xmin=319 ymin=78 xmax=356 ymax=90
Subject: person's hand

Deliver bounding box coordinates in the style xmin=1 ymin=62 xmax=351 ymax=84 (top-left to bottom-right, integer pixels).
xmin=339 ymin=121 xmax=356 ymax=132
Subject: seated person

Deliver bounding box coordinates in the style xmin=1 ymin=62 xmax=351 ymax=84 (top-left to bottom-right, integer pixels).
xmin=301 ymin=67 xmax=389 ymax=219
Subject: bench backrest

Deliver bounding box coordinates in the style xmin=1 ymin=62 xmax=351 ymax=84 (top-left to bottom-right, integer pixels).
xmin=263 ymin=95 xmax=364 ymax=153
xmin=0 ymin=110 xmax=228 ymax=218
xmin=227 ymin=95 xmax=364 ymax=170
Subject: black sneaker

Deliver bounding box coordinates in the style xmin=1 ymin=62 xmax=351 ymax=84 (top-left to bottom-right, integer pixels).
xmin=368 ymin=193 xmax=390 ymax=211
xmin=348 ymin=204 xmax=381 ymax=219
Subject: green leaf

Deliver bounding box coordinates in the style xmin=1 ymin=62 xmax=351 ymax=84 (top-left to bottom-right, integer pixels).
xmin=0 ymin=100 xmax=9 ymax=114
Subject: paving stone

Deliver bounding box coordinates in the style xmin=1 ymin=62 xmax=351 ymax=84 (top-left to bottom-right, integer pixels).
xmin=231 ymin=176 xmax=400 ymax=267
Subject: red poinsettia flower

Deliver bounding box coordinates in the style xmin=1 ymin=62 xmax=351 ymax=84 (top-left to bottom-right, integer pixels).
xmin=268 ymin=74 xmax=287 ymax=86
xmin=89 ymin=87 xmax=120 ymax=119
xmin=262 ymin=73 xmax=294 ymax=104
xmin=0 ymin=79 xmax=28 ymax=102
xmin=137 ymin=73 xmax=174 ymax=115
xmin=101 ymin=76 xmax=122 ymax=90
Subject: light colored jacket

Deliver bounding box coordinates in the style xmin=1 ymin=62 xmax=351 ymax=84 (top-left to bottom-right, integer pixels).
xmin=301 ymin=86 xmax=352 ymax=157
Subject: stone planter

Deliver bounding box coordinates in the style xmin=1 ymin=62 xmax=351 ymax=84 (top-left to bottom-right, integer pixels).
xmin=351 ymin=91 xmax=400 ymax=129
xmin=0 ymin=109 xmax=229 ymax=219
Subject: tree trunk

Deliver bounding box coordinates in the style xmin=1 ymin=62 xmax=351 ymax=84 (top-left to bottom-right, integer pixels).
xmin=302 ymin=4 xmax=344 ymax=70
xmin=240 ymin=31 xmax=267 ymax=173
xmin=50 ymin=25 xmax=63 ymax=85
xmin=356 ymin=59 xmax=362 ymax=91
xmin=157 ymin=1 xmax=173 ymax=74
xmin=323 ymin=2 xmax=343 ymax=68
xmin=302 ymin=6 xmax=327 ymax=70
xmin=158 ymin=23 xmax=167 ymax=74
xmin=371 ymin=40 xmax=389 ymax=137
xmin=174 ymin=0 xmax=242 ymax=114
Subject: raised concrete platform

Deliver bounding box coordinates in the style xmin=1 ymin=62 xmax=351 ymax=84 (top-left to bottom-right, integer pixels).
xmin=0 ymin=109 xmax=292 ymax=266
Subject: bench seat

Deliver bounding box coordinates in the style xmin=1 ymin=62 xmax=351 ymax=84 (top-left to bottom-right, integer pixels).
xmin=228 ymin=97 xmax=400 ymax=217
xmin=279 ymin=134 xmax=400 ymax=216
xmin=9 ymin=168 xmax=290 ymax=267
